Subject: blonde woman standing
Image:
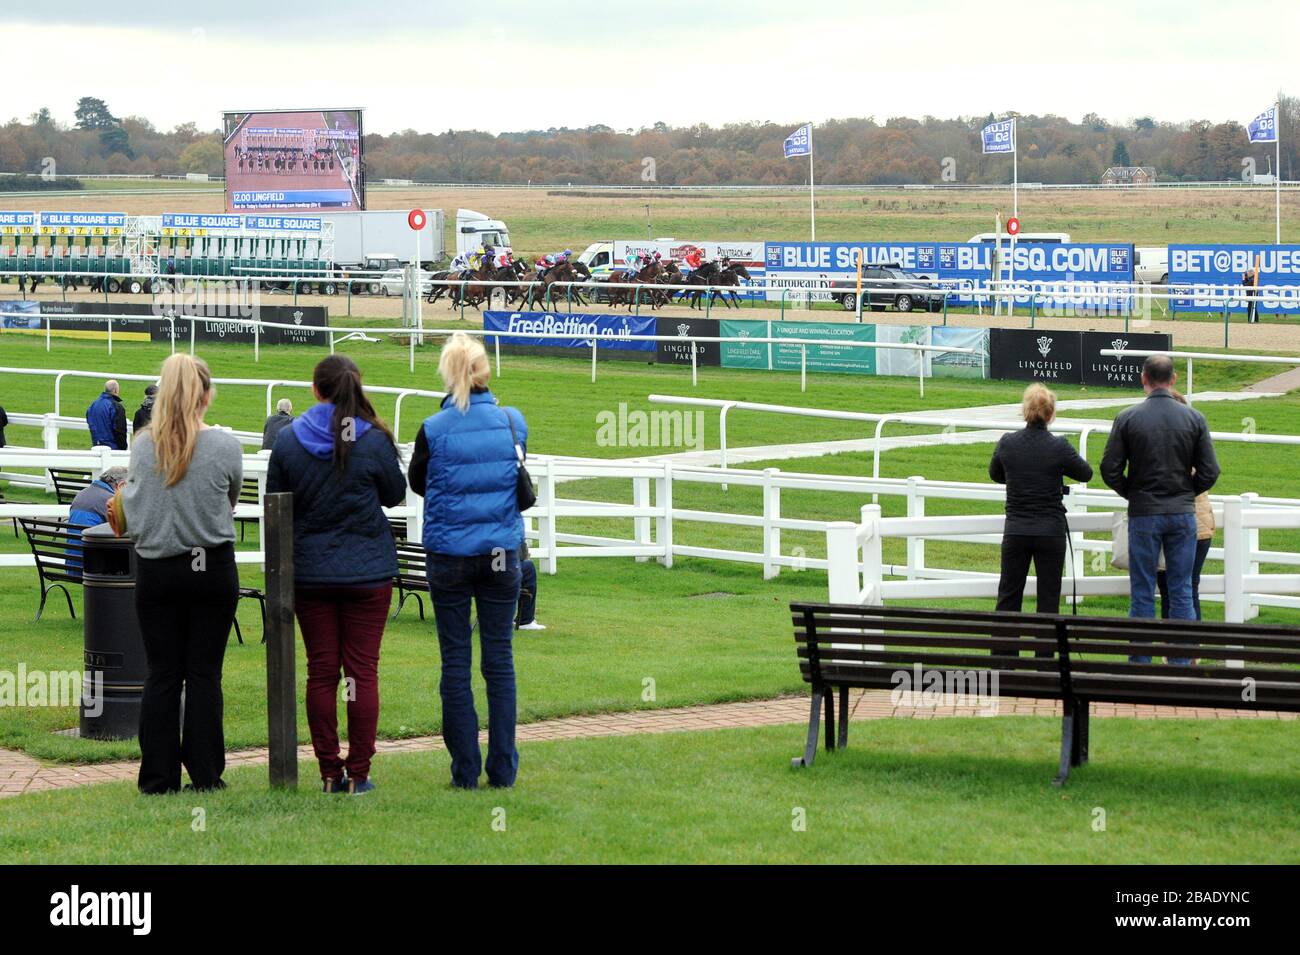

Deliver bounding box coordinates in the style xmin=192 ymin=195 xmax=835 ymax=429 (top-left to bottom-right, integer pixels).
xmin=989 ymin=383 xmax=1093 ymax=623
xmin=407 ymin=332 xmax=527 ymax=789
xmin=122 ymin=354 xmax=243 ymax=794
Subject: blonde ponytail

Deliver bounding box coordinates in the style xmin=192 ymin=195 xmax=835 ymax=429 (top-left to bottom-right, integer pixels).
xmin=437 ymin=332 xmax=490 ymax=412
xmin=150 ymin=353 xmax=213 ymax=486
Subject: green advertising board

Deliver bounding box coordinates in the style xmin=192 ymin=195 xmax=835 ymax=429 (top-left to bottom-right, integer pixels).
xmin=719 ymin=319 xmax=877 ymax=375
xmin=717 ymin=319 xmax=770 ymax=369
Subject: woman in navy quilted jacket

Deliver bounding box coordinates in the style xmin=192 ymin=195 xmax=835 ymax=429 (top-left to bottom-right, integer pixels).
xmin=407 ymin=332 xmax=527 ymax=789
xmin=267 ymin=355 xmax=406 ymax=795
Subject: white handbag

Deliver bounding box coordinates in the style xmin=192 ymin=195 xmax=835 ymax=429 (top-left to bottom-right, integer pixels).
xmin=1111 ymin=512 xmax=1165 ymax=571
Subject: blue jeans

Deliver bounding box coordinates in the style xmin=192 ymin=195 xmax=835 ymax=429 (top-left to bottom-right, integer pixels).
xmin=1158 ymin=537 xmax=1213 ymax=622
xmin=427 ymin=551 xmax=522 ymax=788
xmin=516 ymin=558 xmax=538 ymax=626
xmin=1128 ymin=512 xmax=1197 ymax=664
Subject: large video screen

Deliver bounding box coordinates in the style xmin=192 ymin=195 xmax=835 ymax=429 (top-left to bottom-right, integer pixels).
xmin=222 ymin=109 xmax=365 ymax=212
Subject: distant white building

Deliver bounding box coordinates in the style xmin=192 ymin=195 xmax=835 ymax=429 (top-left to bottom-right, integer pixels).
xmin=1102 ymin=166 xmax=1157 ymax=185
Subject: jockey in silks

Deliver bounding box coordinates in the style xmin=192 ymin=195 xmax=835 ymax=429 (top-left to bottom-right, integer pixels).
xmin=535 ymin=250 xmax=570 ymax=277
xmin=494 ymin=248 xmax=513 ymax=270
xmin=625 ymin=250 xmax=648 ymax=277
xmin=449 ymin=251 xmax=472 ymax=276
xmin=684 ymin=247 xmax=704 ymax=271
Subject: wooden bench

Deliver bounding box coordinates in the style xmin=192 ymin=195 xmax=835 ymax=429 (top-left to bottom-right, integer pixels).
xmin=18 ymin=518 xmax=82 ymax=621
xmin=48 ymin=467 xmax=93 ymax=505
xmin=236 ymin=476 xmax=261 ymax=542
xmin=790 ymin=602 xmax=1300 ymax=784
xmin=393 ymin=537 xmax=428 ymax=620
xmin=18 ymin=516 xmax=266 ymax=642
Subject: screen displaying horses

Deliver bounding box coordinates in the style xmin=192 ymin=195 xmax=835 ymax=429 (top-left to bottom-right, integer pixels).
xmin=222 ymin=109 xmax=365 ymax=212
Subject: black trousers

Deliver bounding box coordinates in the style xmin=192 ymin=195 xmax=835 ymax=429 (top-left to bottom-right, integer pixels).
xmin=997 ymin=532 xmax=1068 ymax=630
xmin=134 ymin=541 xmax=239 ymax=794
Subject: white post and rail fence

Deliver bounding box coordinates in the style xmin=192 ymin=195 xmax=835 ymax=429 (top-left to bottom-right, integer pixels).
xmin=4 ymin=448 xmax=1299 ymax=627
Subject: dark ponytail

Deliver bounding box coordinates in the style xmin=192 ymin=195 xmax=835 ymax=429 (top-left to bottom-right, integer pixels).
xmin=311 ymin=355 xmax=395 ymax=473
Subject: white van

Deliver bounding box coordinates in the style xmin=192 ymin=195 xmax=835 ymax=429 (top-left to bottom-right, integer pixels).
xmin=967 ymin=232 xmax=1071 ymax=244
xmin=1135 ymin=247 xmax=1168 ymax=285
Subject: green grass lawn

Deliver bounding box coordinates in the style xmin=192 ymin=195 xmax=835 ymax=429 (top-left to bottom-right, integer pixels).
xmin=1 ymin=333 xmax=1298 ymax=764
xmin=0 ymin=328 xmax=1287 ymax=456
xmin=1 ymin=719 xmax=1296 ymax=864
xmin=3 ymin=195 xmax=1296 ymax=866
xmin=0 ymin=556 xmax=815 ymax=763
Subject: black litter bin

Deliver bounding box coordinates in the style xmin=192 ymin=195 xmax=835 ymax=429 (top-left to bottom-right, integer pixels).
xmin=80 ymin=523 xmax=147 ymax=740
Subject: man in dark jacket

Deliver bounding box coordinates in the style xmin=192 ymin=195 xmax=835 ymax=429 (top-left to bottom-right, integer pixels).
xmin=132 ymin=384 xmax=158 ymax=435
xmin=1101 ymin=355 xmax=1220 ymax=661
xmin=261 ymin=399 xmax=294 ymax=451
xmin=0 ymin=402 xmax=7 ymax=448
xmin=86 ymin=380 xmax=127 ymax=450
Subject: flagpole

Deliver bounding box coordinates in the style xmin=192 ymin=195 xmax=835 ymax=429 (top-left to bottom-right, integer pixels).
xmin=1276 ymin=102 xmax=1282 ymax=245
xmin=809 ymin=123 xmax=816 ymax=241
xmin=1009 ymin=118 xmax=1017 ymax=318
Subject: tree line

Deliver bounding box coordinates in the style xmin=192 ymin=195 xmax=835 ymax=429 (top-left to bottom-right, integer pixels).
xmin=1 ymin=95 xmax=1296 ymax=186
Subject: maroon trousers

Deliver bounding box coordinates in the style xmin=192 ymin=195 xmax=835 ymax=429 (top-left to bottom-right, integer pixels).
xmin=295 ymin=583 xmax=393 ymax=782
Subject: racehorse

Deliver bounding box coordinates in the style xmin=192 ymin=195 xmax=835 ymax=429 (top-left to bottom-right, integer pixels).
xmin=681 ymin=263 xmax=751 ymax=310
xmin=607 ymin=260 xmax=665 ymax=309
xmin=498 ymin=259 xmax=531 ymax=307
xmin=648 ymin=261 xmax=683 ymax=309
xmin=442 ymin=260 xmax=528 ymax=310
xmin=447 ymin=263 xmax=496 ymax=310
xmin=425 ymin=269 xmax=453 ymax=304
xmin=535 ymin=259 xmax=592 ymax=310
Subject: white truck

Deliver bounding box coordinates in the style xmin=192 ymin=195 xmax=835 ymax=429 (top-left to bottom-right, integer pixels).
xmin=577 ymin=239 xmax=764 ymax=280
xmin=319 ymin=208 xmax=513 ymax=270
xmin=312 ymin=208 xmax=511 ymax=294
xmin=318 ymin=209 xmax=445 ymax=270
xmin=453 ymin=208 xmax=511 ymax=259
xmin=967 ymin=231 xmax=1072 ymax=244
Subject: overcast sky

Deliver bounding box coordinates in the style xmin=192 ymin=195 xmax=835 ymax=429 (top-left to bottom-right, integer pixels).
xmin=2 ymin=1 xmax=1294 ymax=135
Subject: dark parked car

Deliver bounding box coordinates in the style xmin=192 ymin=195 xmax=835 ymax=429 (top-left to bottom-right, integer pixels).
xmin=830 ymin=267 xmax=948 ymax=313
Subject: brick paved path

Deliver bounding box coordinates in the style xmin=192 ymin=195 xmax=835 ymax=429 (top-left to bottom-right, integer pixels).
xmin=1 ymin=691 xmax=1290 ymax=798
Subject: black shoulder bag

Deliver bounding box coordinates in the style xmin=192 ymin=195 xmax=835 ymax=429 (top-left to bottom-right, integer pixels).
xmin=502 ymin=409 xmax=536 ymax=511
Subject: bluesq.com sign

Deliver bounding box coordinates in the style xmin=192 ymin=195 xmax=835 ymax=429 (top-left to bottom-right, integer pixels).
xmin=763 ymin=242 xmax=1134 ymax=312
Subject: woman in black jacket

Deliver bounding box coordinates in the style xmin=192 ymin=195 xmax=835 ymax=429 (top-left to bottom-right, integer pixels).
xmin=989 ymin=384 xmax=1093 ymax=626
xmin=266 ymin=355 xmax=406 ymax=794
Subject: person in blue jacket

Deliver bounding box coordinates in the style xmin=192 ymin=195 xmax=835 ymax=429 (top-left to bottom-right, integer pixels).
xmin=86 ymin=380 xmax=128 ymax=450
xmin=407 ymin=331 xmax=527 ymax=789
xmin=267 ymin=355 xmax=406 ymax=795
xmin=66 ymin=466 xmax=128 ymax=573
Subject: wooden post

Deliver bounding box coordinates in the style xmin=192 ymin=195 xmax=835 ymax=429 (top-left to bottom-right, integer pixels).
xmin=264 ymin=492 xmax=298 ymax=789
